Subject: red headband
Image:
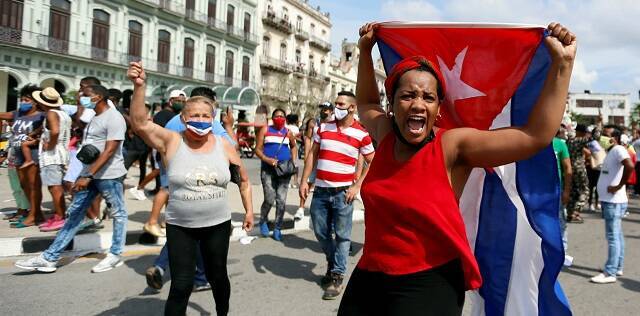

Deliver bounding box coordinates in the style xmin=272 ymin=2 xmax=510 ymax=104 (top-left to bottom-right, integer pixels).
xmin=384 ymin=56 xmax=447 ymax=101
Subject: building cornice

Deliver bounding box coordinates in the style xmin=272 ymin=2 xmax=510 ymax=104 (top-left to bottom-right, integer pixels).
xmin=285 ymin=0 xmax=331 ymax=27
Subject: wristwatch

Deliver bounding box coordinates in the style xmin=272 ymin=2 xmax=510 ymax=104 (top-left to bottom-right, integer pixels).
xmin=84 ymin=174 xmax=94 ymax=180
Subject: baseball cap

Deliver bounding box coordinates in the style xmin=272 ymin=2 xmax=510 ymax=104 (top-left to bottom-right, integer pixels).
xmin=318 ymin=101 xmax=333 ymax=109
xmin=168 ymin=89 xmax=186 ymax=99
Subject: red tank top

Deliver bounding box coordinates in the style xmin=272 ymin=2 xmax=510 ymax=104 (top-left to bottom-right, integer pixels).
xmin=357 ymin=129 xmax=482 ymax=290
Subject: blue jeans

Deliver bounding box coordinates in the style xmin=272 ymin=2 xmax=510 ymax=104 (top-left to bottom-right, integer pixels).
xmin=43 ymin=178 xmax=128 ymax=262
xmin=154 ymin=243 xmax=208 ymax=285
xmin=601 ymin=201 xmax=626 ymax=276
xmin=310 ymin=187 xmax=353 ymax=275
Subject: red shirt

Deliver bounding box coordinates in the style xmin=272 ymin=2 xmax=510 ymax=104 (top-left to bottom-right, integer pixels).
xmin=357 ymin=129 xmax=482 ymax=290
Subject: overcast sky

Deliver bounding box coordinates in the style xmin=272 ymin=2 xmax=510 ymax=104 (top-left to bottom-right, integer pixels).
xmin=312 ymin=0 xmax=640 ymax=102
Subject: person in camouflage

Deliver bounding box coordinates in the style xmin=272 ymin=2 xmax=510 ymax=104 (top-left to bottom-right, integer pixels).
xmin=566 ymin=123 xmax=600 ymax=223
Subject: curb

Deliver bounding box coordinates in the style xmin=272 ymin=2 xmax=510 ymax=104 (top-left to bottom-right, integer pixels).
xmin=0 ymin=210 xmax=365 ymax=257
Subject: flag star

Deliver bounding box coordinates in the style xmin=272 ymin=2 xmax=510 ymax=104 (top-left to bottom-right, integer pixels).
xmin=437 ymin=47 xmax=486 ymax=103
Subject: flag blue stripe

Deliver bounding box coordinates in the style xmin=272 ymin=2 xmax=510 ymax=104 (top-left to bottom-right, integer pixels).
xmin=476 ymin=172 xmax=518 ymax=316
xmin=511 ymin=39 xmax=572 ymax=316
xmin=377 ymin=40 xmax=402 ymax=75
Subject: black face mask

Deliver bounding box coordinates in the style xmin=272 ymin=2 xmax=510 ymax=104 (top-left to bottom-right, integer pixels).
xmin=320 ymin=112 xmax=329 ymax=120
xmin=391 ymin=117 xmax=435 ymax=149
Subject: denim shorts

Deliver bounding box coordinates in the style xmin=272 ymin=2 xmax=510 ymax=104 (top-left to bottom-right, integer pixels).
xmin=40 ymin=164 xmax=65 ymax=186
xmin=13 ymin=148 xmax=39 ymax=166
xmin=63 ymin=149 xmax=82 ymax=183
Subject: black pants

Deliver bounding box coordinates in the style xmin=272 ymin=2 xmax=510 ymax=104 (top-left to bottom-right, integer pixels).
xmin=587 ymin=166 xmax=599 ymax=207
xmin=338 ymin=260 xmax=465 ymax=316
xmin=165 ymin=221 xmax=232 ymax=316
xmin=123 ymin=149 xmax=149 ymax=185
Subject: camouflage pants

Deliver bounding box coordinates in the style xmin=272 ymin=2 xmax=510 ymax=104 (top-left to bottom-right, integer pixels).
xmin=567 ymin=168 xmax=589 ymax=218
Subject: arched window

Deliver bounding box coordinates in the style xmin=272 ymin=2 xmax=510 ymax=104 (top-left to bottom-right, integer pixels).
xmin=225 ymin=50 xmax=234 ymax=84
xmin=296 ymin=16 xmax=302 ymax=31
xmin=183 ymin=38 xmax=195 ymax=77
xmin=157 ymin=30 xmax=171 ymax=73
xmin=49 ymin=0 xmax=71 ymax=53
xmin=262 ymin=36 xmax=270 ymax=56
xmin=242 ymin=56 xmax=250 ymax=83
xmin=91 ymin=9 xmax=110 ymax=61
xmin=206 ymin=44 xmax=216 ymax=75
xmin=127 ymin=20 xmax=143 ymax=60
xmin=280 ymin=42 xmax=287 ymax=61
xmin=295 ymin=49 xmax=301 ymax=64
xmin=243 ymin=12 xmax=251 ymax=35
xmin=226 ymin=4 xmax=235 ymax=31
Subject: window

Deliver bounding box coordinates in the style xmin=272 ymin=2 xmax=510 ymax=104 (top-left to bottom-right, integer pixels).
xmin=282 ymin=7 xmax=288 ymax=21
xmin=296 ymin=16 xmax=302 ymax=31
xmin=205 ymin=44 xmax=216 ymax=74
xmin=127 ymin=20 xmax=143 ymax=60
xmin=346 ymin=51 xmax=352 ymax=62
xmin=225 ymin=50 xmax=234 ymax=84
xmin=91 ymin=9 xmax=110 ymax=61
xmin=295 ymin=49 xmax=301 ymax=64
xmin=157 ymin=30 xmax=171 ymax=73
xmin=309 ymin=54 xmax=315 ymax=74
xmin=1 ymin=0 xmax=24 ymax=30
xmin=280 ymin=42 xmax=287 ymax=61
xmin=310 ymin=23 xmax=315 ymax=35
xmin=48 ymin=0 xmax=71 ymax=53
xmin=243 ymin=13 xmax=251 ymax=36
xmin=226 ymin=4 xmax=235 ymax=29
xmin=208 ymin=0 xmax=217 ymax=24
xmin=606 ymin=99 xmax=625 ymax=109
xmin=262 ymin=36 xmax=270 ymax=56
xmin=186 ymin=0 xmax=195 ymax=19
xmin=183 ymin=38 xmax=194 ymax=70
xmin=575 ymin=99 xmax=602 ymax=108
xmin=242 ymin=56 xmax=250 ymax=83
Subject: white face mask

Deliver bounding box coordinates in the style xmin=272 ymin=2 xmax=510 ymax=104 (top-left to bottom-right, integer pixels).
xmin=334 ymin=107 xmax=349 ymax=121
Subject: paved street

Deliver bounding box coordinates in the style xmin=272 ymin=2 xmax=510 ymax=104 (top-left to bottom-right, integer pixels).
xmin=0 ymin=158 xmax=639 ymax=315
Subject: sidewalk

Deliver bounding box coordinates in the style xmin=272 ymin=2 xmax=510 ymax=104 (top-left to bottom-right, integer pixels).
xmin=0 ymin=161 xmax=365 ymax=257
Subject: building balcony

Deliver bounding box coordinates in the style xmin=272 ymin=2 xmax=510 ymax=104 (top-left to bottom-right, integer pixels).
xmin=207 ymin=18 xmax=227 ymax=32
xmin=260 ymin=55 xmax=293 ymax=74
xmin=308 ymin=68 xmax=330 ymax=84
xmin=262 ymin=11 xmax=293 ymax=34
xmin=185 ymin=8 xmax=208 ymax=25
xmin=0 ymin=26 xmax=260 ymax=87
xmin=294 ymin=28 xmax=309 ymax=41
xmin=293 ymin=63 xmax=307 ymax=77
xmin=159 ymin=0 xmax=186 ymax=16
xmin=309 ymin=35 xmax=331 ymax=52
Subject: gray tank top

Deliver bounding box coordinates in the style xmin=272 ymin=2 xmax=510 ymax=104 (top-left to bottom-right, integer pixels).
xmin=165 ymin=135 xmax=231 ymax=228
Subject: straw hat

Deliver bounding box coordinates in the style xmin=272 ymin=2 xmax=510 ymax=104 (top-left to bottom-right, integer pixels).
xmin=32 ymin=87 xmax=63 ymax=107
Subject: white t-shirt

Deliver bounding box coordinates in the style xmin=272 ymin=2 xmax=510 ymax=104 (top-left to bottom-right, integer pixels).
xmin=597 ymin=145 xmax=631 ymax=203
xmin=286 ymin=124 xmax=300 ymax=137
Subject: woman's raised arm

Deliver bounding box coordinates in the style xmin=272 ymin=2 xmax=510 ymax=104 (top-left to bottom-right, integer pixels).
xmin=127 ymin=62 xmax=177 ymax=155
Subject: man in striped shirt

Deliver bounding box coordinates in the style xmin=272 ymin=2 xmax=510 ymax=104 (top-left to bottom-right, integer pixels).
xmin=300 ymin=91 xmax=375 ymax=300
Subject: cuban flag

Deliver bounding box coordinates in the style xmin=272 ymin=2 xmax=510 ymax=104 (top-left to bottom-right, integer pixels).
xmin=375 ymin=22 xmax=572 ymax=316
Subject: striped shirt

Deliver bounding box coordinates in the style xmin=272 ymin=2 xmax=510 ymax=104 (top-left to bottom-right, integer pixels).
xmin=313 ymin=120 xmax=374 ymax=187
xmin=262 ymin=125 xmax=292 ymax=166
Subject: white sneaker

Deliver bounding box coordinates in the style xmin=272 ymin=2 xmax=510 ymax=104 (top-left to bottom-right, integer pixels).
xmin=563 ymin=255 xmax=573 ymax=267
xmin=129 ymin=187 xmax=146 ymax=201
xmin=91 ymin=253 xmax=123 ymax=273
xmin=15 ymin=254 xmax=57 ymax=273
xmin=590 ymin=273 xmax=616 ymax=284
xmin=294 ymin=207 xmax=305 ymax=221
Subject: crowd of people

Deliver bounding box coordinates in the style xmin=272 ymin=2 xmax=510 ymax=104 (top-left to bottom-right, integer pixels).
xmin=0 ymin=20 xmax=627 ymax=315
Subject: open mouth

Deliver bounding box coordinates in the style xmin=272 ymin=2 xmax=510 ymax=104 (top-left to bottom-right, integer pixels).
xmin=406 ymin=116 xmax=426 ymax=135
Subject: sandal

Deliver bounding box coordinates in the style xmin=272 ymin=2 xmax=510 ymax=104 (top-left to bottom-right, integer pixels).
xmin=8 ymin=215 xmax=27 ymax=223
xmin=568 ymin=215 xmax=584 ymax=224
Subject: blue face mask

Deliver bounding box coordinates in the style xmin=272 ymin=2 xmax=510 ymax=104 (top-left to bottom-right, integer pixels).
xmin=79 ymin=96 xmax=97 ymax=109
xmin=185 ymin=121 xmax=212 ymax=136
xmin=18 ymin=102 xmax=33 ymax=113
